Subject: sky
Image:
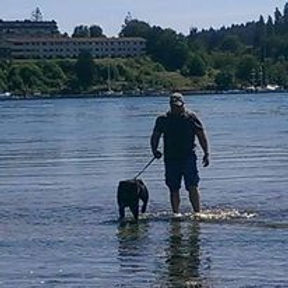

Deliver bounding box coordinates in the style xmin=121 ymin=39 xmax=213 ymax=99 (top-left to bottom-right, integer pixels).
xmin=1 ymin=0 xmax=287 ymax=36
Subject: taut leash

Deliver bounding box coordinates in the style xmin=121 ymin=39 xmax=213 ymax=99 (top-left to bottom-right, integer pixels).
xmin=134 ymin=157 xmax=156 ymax=179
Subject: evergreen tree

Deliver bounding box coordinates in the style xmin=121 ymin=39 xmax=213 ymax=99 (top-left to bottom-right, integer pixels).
xmin=31 ymin=7 xmax=43 ymax=22
xmin=254 ymin=15 xmax=266 ymax=47
xmin=274 ymin=7 xmax=282 ymax=28
xmin=75 ymin=51 xmax=95 ymax=89
xmin=253 ymin=15 xmax=267 ymax=61
xmin=124 ymin=12 xmax=133 ymax=26
xmin=266 ymin=15 xmax=274 ymax=36
xmin=283 ymin=2 xmax=288 ymax=24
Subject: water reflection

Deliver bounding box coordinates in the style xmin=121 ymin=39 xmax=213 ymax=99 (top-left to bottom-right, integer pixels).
xmin=116 ymin=219 xmax=209 ymax=287
xmin=117 ymin=222 xmax=150 ymax=273
xmin=164 ymin=220 xmax=206 ymax=288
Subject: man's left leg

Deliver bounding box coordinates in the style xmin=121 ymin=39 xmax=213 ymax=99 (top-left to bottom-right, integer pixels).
xmin=184 ymin=154 xmax=200 ymax=213
xmin=188 ymin=185 xmax=200 ymax=213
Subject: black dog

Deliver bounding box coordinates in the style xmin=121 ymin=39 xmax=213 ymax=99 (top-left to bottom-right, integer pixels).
xmin=117 ymin=179 xmax=149 ymax=221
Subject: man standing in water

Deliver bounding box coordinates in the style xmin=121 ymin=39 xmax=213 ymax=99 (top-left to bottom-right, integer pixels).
xmin=150 ymin=93 xmax=209 ymax=215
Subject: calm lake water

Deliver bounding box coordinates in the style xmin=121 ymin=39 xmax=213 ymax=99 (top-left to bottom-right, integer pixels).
xmin=0 ymin=93 xmax=287 ymax=287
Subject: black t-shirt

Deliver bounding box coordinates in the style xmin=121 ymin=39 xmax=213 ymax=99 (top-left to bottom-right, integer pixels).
xmin=153 ymin=110 xmax=204 ymax=160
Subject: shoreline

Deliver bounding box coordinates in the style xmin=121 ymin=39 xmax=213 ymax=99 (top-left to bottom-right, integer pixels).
xmin=1 ymin=89 xmax=287 ymax=101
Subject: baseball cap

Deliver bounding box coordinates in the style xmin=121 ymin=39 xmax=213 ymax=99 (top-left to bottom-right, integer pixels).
xmin=170 ymin=92 xmax=185 ymax=107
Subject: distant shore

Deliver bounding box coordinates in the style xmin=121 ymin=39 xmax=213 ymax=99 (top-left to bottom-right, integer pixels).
xmin=1 ymin=88 xmax=287 ymax=101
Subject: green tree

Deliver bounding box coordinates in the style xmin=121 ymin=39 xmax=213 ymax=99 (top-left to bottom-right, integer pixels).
xmin=18 ymin=64 xmax=46 ymax=93
xmin=220 ymin=35 xmax=242 ymax=53
xmin=283 ymin=2 xmax=288 ymax=24
xmin=119 ymin=19 xmax=189 ymax=70
xmin=7 ymin=66 xmax=24 ymax=92
xmin=7 ymin=64 xmax=45 ymax=94
xmin=0 ymin=68 xmax=7 ymax=91
xmin=211 ymin=52 xmax=237 ymax=70
xmin=89 ymin=25 xmax=105 ymax=37
xmin=267 ymin=62 xmax=288 ymax=86
xmin=31 ymin=7 xmax=43 ymax=22
xmin=119 ymin=19 xmax=151 ymax=38
xmin=75 ymin=51 xmax=95 ymax=89
xmin=55 ymin=60 xmax=75 ymax=79
xmin=266 ymin=15 xmax=274 ymax=36
xmin=149 ymin=28 xmax=189 ymax=70
xmin=215 ymin=71 xmax=234 ymax=90
xmin=38 ymin=61 xmax=66 ymax=90
xmin=254 ymin=15 xmax=266 ymax=48
xmin=274 ymin=7 xmax=282 ymax=29
xmin=72 ymin=25 xmax=90 ymax=38
xmin=188 ymin=27 xmax=198 ymax=40
xmin=183 ymin=54 xmax=206 ymax=77
xmin=236 ymin=55 xmax=258 ymax=84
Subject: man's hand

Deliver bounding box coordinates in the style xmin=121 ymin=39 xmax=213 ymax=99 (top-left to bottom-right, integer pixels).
xmin=153 ymin=150 xmax=162 ymax=159
xmin=202 ymin=153 xmax=209 ymax=167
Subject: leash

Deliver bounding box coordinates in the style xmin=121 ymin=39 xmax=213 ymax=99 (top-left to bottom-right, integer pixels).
xmin=134 ymin=156 xmax=156 ymax=179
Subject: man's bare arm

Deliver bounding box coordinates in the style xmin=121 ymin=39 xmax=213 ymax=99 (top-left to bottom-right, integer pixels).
xmin=150 ymin=130 xmax=162 ymax=158
xmin=196 ymin=129 xmax=210 ymax=167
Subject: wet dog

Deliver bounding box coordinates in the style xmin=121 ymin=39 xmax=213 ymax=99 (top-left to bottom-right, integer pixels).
xmin=117 ymin=179 xmax=149 ymax=221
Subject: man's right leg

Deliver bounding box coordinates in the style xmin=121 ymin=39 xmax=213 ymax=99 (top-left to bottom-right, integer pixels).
xmin=165 ymin=160 xmax=182 ymax=214
xmin=169 ymin=189 xmax=180 ymax=213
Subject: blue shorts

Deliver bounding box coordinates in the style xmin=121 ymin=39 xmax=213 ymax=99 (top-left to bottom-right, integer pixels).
xmin=164 ymin=154 xmax=200 ymax=191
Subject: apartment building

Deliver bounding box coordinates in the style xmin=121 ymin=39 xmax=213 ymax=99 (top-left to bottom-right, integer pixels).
xmin=0 ymin=19 xmax=146 ymax=59
xmin=0 ymin=20 xmax=59 ymax=36
xmin=2 ymin=36 xmax=146 ymax=59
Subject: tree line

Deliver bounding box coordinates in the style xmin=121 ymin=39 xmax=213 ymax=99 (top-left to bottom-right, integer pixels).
xmin=119 ymin=2 xmax=288 ymax=89
xmin=2 ymin=2 xmax=288 ymax=94
xmin=0 ymin=55 xmax=182 ymax=95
